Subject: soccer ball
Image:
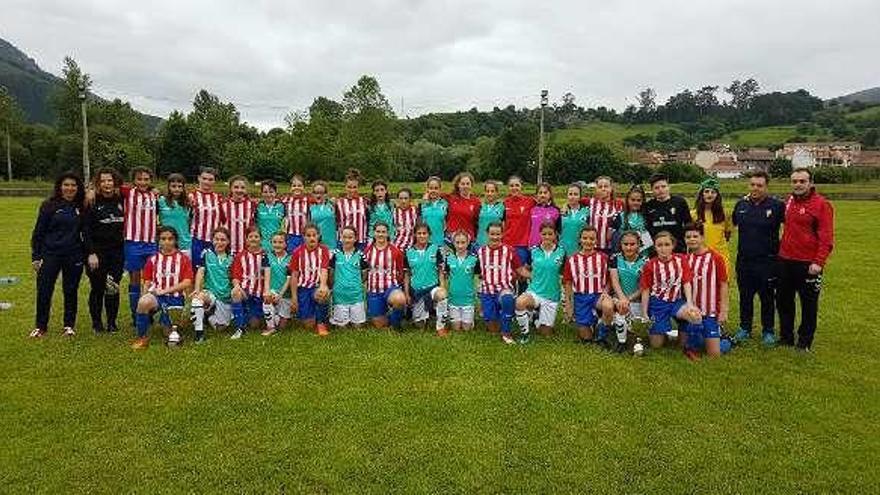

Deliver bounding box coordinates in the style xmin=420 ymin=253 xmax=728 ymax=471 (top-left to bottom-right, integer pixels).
xmin=167 ymin=330 xmax=182 ymax=346
xmin=632 ymin=340 xmax=645 ymax=357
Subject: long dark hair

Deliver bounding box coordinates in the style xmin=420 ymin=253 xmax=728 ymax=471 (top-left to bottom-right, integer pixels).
xmin=696 ymin=188 xmax=725 ymax=224
xmin=44 ymin=171 xmax=85 ymax=211
xmin=370 ymin=179 xmax=391 ymax=208
xmin=621 ymin=185 xmax=645 ymax=230
xmin=91 ymin=167 xmax=123 ymax=199
xmin=166 ymin=173 xmax=189 ymax=208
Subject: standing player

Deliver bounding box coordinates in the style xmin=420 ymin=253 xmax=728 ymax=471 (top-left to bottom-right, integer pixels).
xmin=223 ymin=175 xmax=256 ymax=256
xmin=363 ymin=222 xmax=407 ymax=330
xmin=158 ymin=173 xmax=192 ymax=259
xmin=644 ymin=173 xmax=692 ymax=252
xmin=516 ymin=222 xmax=566 ymax=343
xmin=131 ymin=226 xmax=193 ymax=349
xmin=611 ymin=185 xmax=652 ymax=254
xmin=691 ymin=178 xmax=732 ymax=269
xmin=560 ymin=183 xmax=589 ymax=257
xmin=309 ymin=181 xmax=336 ymax=249
xmin=283 ymin=175 xmax=310 ymax=253
xmin=477 ymin=222 xmax=522 ymax=344
xmin=84 ymin=168 xmax=125 ymax=334
xmin=443 ymin=172 xmax=481 ymax=246
xmin=230 ymin=227 xmax=267 ymax=339
xmin=262 ymin=232 xmax=292 ymax=336
xmin=684 ymin=223 xmax=729 ymax=358
xmin=329 ymin=226 xmax=368 ymax=329
xmin=122 ymin=166 xmax=159 ymax=327
xmin=256 ymin=179 xmax=286 ymax=253
xmin=503 ymin=175 xmax=536 ymax=269
xmin=393 ymin=188 xmax=418 ymax=250
xmin=404 ymin=223 xmax=449 ymax=336
xmin=563 ymin=227 xmax=616 ymax=349
xmin=639 ymin=232 xmax=703 ymax=359
xmin=336 ymin=169 xmax=369 ymax=249
xmin=369 ymin=180 xmax=396 ymax=241
xmin=189 ymin=167 xmax=224 ymax=266
xmin=527 ymin=183 xmax=560 ymax=247
xmin=289 ymin=224 xmax=332 ymax=336
xmin=420 ymin=176 xmax=449 ymax=248
xmin=191 ymin=227 xmax=234 ymax=343
xmin=476 ymin=181 xmax=504 ymax=248
xmin=445 ymin=231 xmax=479 ymax=331
xmin=581 ymin=176 xmax=622 ymax=253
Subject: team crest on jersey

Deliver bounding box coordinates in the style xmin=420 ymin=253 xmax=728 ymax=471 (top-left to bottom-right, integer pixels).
xmin=670 ymin=207 xmax=676 ymax=215
xmin=766 ymin=209 xmax=772 ymax=217
xmin=799 ymin=207 xmax=805 ymax=214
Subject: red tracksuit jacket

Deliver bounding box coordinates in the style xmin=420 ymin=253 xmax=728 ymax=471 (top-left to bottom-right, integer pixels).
xmin=779 ymin=188 xmax=834 ymax=267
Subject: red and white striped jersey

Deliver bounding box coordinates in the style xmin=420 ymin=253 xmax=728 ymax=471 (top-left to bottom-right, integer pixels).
xmin=563 ymin=251 xmax=609 ymax=294
xmin=289 ymin=244 xmax=330 ymax=288
xmin=283 ymin=195 xmax=310 ymax=235
xmin=189 ymin=190 xmax=224 ymax=241
xmin=336 ymin=196 xmax=368 ymax=243
xmin=363 ymin=243 xmax=404 ymax=293
xmin=122 ymin=186 xmax=158 ymax=243
xmin=687 ymin=249 xmax=728 ymax=316
xmin=143 ymin=250 xmax=193 ymax=297
xmin=223 ymin=198 xmax=256 ymax=254
xmin=477 ymin=244 xmax=522 ymax=294
xmin=587 ymin=197 xmax=622 ymax=250
xmin=231 ymin=249 xmax=267 ymax=296
xmin=639 ymin=254 xmax=693 ymax=302
xmin=393 ymin=206 xmax=418 ymax=249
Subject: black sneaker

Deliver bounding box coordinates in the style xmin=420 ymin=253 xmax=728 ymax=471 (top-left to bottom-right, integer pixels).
xmin=614 ymin=342 xmax=627 ymax=354
xmin=93 ymin=325 xmax=105 ymax=335
xmin=106 ymin=324 xmax=119 ymax=334
xmin=595 ymin=339 xmax=612 ymax=351
xmin=195 ymin=331 xmax=206 ymax=344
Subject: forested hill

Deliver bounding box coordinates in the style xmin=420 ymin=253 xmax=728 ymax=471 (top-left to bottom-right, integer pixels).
xmin=0 ymin=37 xmax=161 ymax=131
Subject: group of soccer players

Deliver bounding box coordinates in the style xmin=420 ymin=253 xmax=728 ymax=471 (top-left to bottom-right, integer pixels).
xmin=30 ymin=166 xmax=738 ymax=360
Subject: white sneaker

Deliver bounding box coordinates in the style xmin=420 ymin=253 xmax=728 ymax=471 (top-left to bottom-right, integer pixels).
xmin=61 ymin=327 xmax=75 ymax=337
xmin=501 ymin=334 xmax=515 ymax=345
xmin=666 ymin=329 xmax=679 ymax=340
xmin=230 ymin=328 xmax=244 ymax=340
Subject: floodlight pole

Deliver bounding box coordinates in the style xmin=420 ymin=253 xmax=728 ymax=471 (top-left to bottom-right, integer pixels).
xmin=79 ymin=82 xmax=90 ymax=184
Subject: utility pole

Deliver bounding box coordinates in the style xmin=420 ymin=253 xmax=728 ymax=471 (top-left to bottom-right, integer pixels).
xmin=5 ymin=123 xmax=10 ymax=182
xmin=537 ymin=89 xmax=548 ymax=184
xmin=79 ymin=82 xmax=90 ymax=184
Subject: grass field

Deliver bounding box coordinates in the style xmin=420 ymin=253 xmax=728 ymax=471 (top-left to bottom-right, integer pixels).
xmin=550 ymin=121 xmax=680 ymax=147
xmin=720 ymin=126 xmax=833 ymax=148
xmin=1 ymin=196 xmax=879 ymax=493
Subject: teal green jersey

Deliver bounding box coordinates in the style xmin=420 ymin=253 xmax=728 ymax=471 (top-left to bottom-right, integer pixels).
xmin=419 ymin=198 xmax=448 ymax=246
xmin=405 ymin=244 xmax=442 ymax=291
xmin=369 ymin=202 xmax=395 ymax=240
xmin=527 ymin=245 xmax=566 ymax=301
xmin=444 ymin=252 xmax=478 ymax=307
xmin=157 ymin=196 xmax=192 ymax=250
xmin=310 ymin=202 xmax=337 ymax=248
xmin=266 ymin=250 xmax=291 ymax=295
xmin=560 ymin=205 xmax=590 ymax=256
xmin=611 ymin=253 xmax=647 ymax=297
xmin=330 ymin=248 xmax=366 ymax=305
xmin=256 ymin=202 xmax=286 ymax=250
xmin=476 ymin=201 xmax=505 ymax=246
xmin=202 ymin=249 xmax=233 ymax=302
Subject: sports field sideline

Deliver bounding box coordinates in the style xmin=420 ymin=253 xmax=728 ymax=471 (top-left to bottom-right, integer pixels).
xmin=1 ymin=195 xmax=878 ymax=493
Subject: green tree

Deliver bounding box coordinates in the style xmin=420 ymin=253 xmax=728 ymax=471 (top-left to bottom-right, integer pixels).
xmin=768 ymin=158 xmax=792 ymax=178
xmin=545 ymin=141 xmax=623 ymax=184
xmin=156 ymin=111 xmax=209 ymax=178
xmin=0 ymin=87 xmax=24 ymax=180
xmin=339 ymin=76 xmax=397 ymax=178
xmin=491 ymin=122 xmax=538 ymax=181
xmin=187 ymin=89 xmax=243 ymax=171
xmin=50 ymin=56 xmax=93 ymax=134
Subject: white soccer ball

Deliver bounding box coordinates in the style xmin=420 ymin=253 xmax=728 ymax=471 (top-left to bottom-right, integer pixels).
xmin=168 ymin=330 xmax=181 ymax=345
xmin=633 ymin=342 xmax=645 ymax=357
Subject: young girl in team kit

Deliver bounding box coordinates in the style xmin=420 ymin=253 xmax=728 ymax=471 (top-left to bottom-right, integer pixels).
xmin=262 ymin=232 xmax=292 ymax=336
xmin=583 ymin=176 xmax=622 ymax=253
xmin=528 ymin=183 xmax=561 ymax=248
xmin=158 ymin=173 xmax=192 ymax=259
xmin=476 ymin=181 xmax=504 ymax=248
xmin=191 ymin=227 xmax=234 ymax=343
xmin=224 ymin=175 xmax=257 ymax=255
xmin=256 ymin=180 xmax=286 ymax=253
xmin=609 ymin=230 xmax=649 ymax=348
xmin=289 ymin=224 xmax=332 ymax=336
xmin=189 ymin=167 xmax=223 ymax=267
xmin=329 ymin=226 xmax=368 ymax=329
xmin=230 ymin=227 xmax=267 ymax=339
xmin=477 ymin=222 xmax=521 ymax=344
xmin=283 ymin=175 xmax=310 ymax=253
xmin=684 ymin=223 xmax=729 ymax=358
xmin=691 ymin=179 xmax=732 ymax=269
xmin=443 ymin=172 xmax=481 ymax=246
xmin=122 ymin=166 xmax=159 ymax=326
xmin=445 ymin=230 xmax=479 ymax=331
xmin=369 ymin=180 xmax=396 ymax=241
xmin=639 ymin=232 xmax=703 ymax=359
xmin=132 ymin=226 xmax=193 ymax=349
xmin=563 ymin=227 xmax=616 ymax=348
xmin=611 ymin=185 xmax=651 ymax=254
xmin=363 ymin=222 xmax=407 ymax=329
xmin=419 ymin=176 xmax=449 ymax=248
xmin=336 ymin=169 xmax=369 ymax=249
xmin=393 ymin=188 xmax=418 ymax=250
xmin=516 ymin=222 xmax=566 ymax=342
xmin=404 ymin=223 xmax=449 ymax=336
xmin=308 ymin=181 xmax=336 ymax=249
xmin=560 ymin=183 xmax=590 ymax=257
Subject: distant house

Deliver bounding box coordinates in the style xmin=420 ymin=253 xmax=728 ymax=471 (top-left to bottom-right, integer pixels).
xmin=694 ymin=150 xmax=737 ymax=171
xmin=632 ymin=150 xmax=665 ymax=167
xmin=737 ymin=148 xmax=776 ymax=172
xmin=708 ymin=158 xmax=747 ymax=179
xmin=853 ymin=150 xmax=880 ymax=167
xmin=778 ymin=142 xmax=862 ymax=168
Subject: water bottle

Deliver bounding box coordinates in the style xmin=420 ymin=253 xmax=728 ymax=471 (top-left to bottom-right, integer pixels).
xmin=0 ymin=276 xmax=19 ymax=286
xmin=632 ymin=337 xmax=645 ymax=357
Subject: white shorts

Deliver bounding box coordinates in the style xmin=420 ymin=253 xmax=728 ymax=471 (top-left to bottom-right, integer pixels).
xmin=208 ymin=298 xmax=232 ymax=327
xmin=275 ymin=298 xmax=292 ymax=319
xmin=449 ymin=305 xmax=475 ymax=325
xmin=525 ymin=291 xmax=559 ymax=327
xmin=331 ymin=302 xmax=367 ymax=326
xmin=412 ymin=287 xmax=443 ymax=323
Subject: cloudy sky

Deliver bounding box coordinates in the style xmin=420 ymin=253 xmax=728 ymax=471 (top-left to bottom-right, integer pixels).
xmin=4 ymin=0 xmax=879 ymax=129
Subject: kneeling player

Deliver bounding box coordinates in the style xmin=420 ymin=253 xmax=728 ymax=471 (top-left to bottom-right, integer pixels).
xmin=445 ymin=231 xmax=478 ymax=331
xmin=263 ymin=232 xmax=293 ymax=335
xmin=289 ymin=224 xmax=331 ymax=336
xmin=131 ymin=226 xmax=193 ymax=349
xmin=364 ymin=223 xmax=407 ymax=329
xmin=477 ymin=222 xmax=521 ymax=344
xmin=563 ymin=226 xmax=617 ymax=349
xmin=405 ymin=223 xmax=449 ymax=336
xmin=230 ymin=227 xmax=267 ymax=339
xmin=516 ymin=222 xmax=565 ymax=343
xmin=684 ymin=223 xmax=729 ymax=358
xmin=329 ymin=226 xmax=368 ymax=329
xmin=191 ymin=227 xmax=234 ymax=342
xmin=609 ymin=231 xmax=649 ymax=350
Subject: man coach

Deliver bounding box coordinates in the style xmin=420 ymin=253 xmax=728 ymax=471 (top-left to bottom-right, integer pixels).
xmin=777 ymin=168 xmax=834 ymax=351
xmin=732 ymin=171 xmax=785 ymax=346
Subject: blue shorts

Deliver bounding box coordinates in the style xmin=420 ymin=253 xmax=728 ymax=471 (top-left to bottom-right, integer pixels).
xmin=697 ymin=316 xmax=721 ymax=339
xmin=296 ymin=286 xmax=320 ymax=320
xmin=479 ymin=292 xmax=510 ymax=322
xmin=573 ymin=292 xmax=602 ymax=327
xmin=514 ymin=246 xmax=531 ymax=266
xmin=367 ymin=286 xmax=402 ymax=318
xmin=154 ymin=295 xmax=185 ymax=326
xmin=124 ymin=240 xmax=157 ymax=272
xmin=286 ymin=234 xmax=303 ymax=254
xmin=190 ymin=238 xmax=213 ymax=268
xmin=241 ymin=295 xmax=265 ymax=321
xmin=648 ymin=296 xmax=686 ymax=335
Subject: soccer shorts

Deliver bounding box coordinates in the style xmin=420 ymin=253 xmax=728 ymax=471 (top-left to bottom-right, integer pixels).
xmin=331 ymin=302 xmax=367 ymax=326
xmin=514 ymin=246 xmax=531 ymax=265
xmin=648 ymin=296 xmax=686 ymax=335
xmin=241 ymin=295 xmax=265 ymax=321
xmin=411 ymin=286 xmax=441 ymax=323
xmin=286 ymin=234 xmax=303 ymax=254
xmin=190 ymin=238 xmax=214 ymax=268
xmin=449 ymin=305 xmax=475 ymax=325
xmin=275 ymin=297 xmax=292 ymax=319
xmin=124 ymin=240 xmax=158 ymax=272
xmin=479 ymin=291 xmax=513 ymax=322
xmin=367 ymin=285 xmax=402 ymax=318
xmin=524 ymin=290 xmax=559 ymax=327
xmin=573 ymin=292 xmax=602 ymax=327
xmin=697 ymin=315 xmax=721 ymax=339
xmin=207 ymin=297 xmax=232 ymax=327
xmin=296 ymin=286 xmax=325 ymax=320
xmin=153 ymin=294 xmax=185 ymax=327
